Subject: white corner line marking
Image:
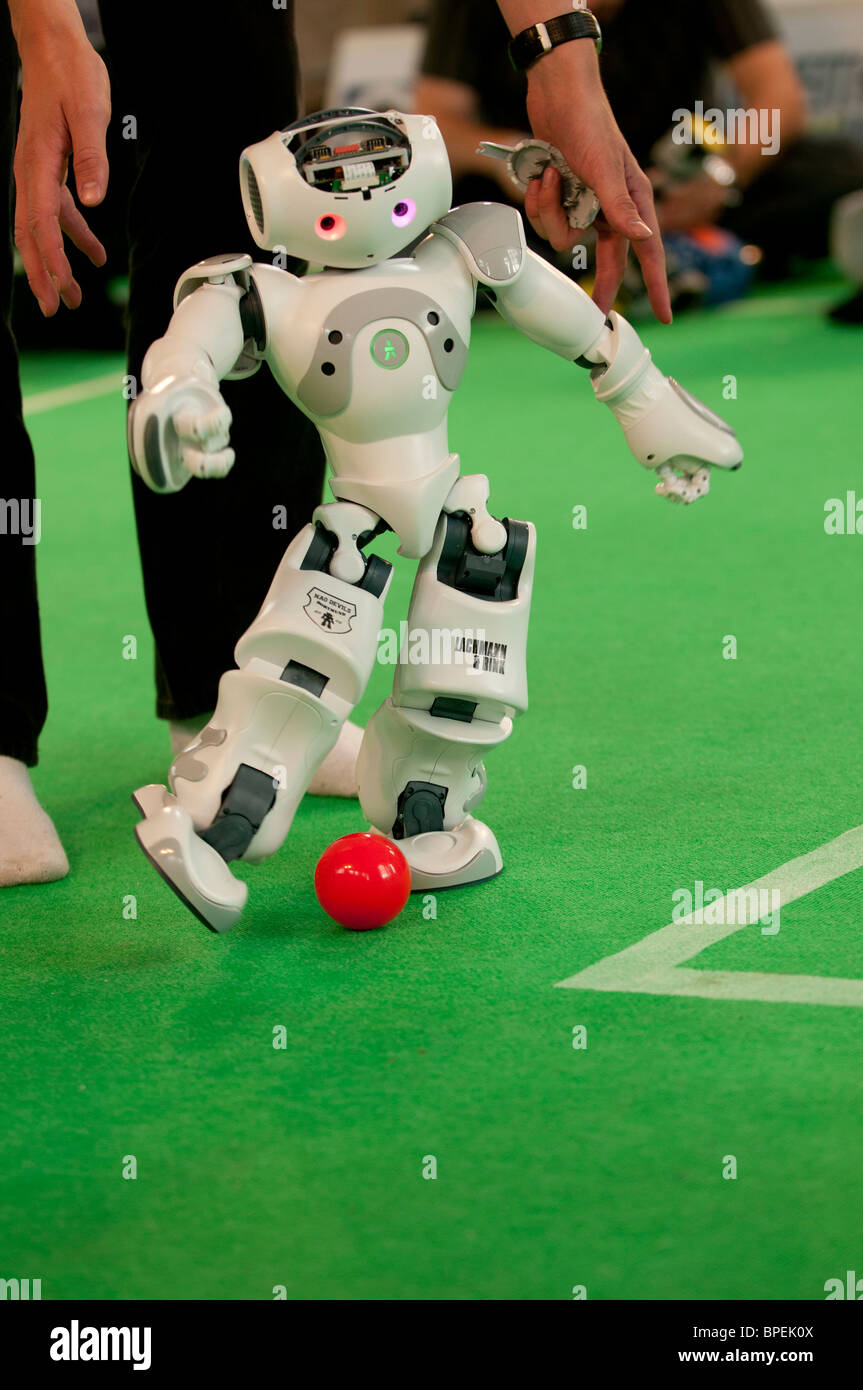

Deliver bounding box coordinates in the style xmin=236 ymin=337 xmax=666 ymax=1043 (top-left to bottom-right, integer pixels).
xmin=555 ymin=824 xmax=863 ymax=1007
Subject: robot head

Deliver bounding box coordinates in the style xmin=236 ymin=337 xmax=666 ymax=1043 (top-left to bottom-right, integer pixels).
xmin=239 ymin=108 xmax=453 ymax=269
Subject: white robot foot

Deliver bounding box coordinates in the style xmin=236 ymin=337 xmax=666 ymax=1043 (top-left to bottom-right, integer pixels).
xmin=132 ymin=785 xmax=248 ymax=934
xmin=378 ymin=815 xmax=503 ymax=892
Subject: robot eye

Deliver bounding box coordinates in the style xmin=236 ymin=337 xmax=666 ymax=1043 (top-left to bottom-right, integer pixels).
xmin=315 ymin=213 xmax=347 ymax=241
xmin=392 ymin=198 xmax=416 ymax=228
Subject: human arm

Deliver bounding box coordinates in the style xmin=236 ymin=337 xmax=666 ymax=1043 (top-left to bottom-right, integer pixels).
xmin=8 ymin=0 xmax=110 ymax=314
xmin=495 ymin=0 xmax=671 ymax=322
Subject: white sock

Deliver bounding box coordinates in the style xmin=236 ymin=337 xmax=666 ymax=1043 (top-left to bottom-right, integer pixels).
xmin=307 ymin=718 xmax=362 ymax=799
xmin=0 ymin=756 xmax=69 ymax=886
xmin=168 ymin=716 xmax=362 ymax=799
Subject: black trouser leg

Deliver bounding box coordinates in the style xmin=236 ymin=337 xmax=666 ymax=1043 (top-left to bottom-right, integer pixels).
xmin=0 ymin=8 xmax=46 ymax=767
xmin=98 ymin=0 xmax=326 ymax=721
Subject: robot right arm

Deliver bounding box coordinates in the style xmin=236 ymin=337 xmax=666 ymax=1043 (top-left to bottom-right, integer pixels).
xmin=128 ymin=254 xmax=273 ymax=494
xmin=432 ymin=205 xmax=743 ymax=504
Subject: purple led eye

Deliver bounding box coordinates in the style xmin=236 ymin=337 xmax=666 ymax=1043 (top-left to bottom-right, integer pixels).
xmin=392 ymin=198 xmax=416 ymax=228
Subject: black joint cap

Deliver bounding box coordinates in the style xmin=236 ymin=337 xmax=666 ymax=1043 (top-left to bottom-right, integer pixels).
xmin=200 ymin=815 xmax=256 ymax=864
xmin=239 ymin=280 xmax=267 ymax=351
xmin=280 ymin=659 xmax=328 ymax=697
xmin=392 ymin=780 xmax=447 ymax=840
xmin=437 ymin=514 xmax=529 ymax=603
xmin=430 ymin=697 xmax=477 ymax=723
xmin=300 ymin=523 xmax=338 ymax=572
xmin=200 ymin=763 xmax=277 ymax=864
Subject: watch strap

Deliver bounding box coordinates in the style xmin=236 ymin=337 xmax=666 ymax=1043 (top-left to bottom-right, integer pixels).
xmin=508 ymin=10 xmax=603 ymax=72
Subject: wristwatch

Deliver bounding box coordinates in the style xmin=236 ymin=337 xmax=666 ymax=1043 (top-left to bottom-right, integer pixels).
xmin=508 ymin=9 xmax=603 ymax=73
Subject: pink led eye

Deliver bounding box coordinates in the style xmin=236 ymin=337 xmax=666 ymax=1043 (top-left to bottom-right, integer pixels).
xmin=392 ymin=199 xmax=416 ymax=228
xmin=316 ymin=213 xmax=347 ymax=240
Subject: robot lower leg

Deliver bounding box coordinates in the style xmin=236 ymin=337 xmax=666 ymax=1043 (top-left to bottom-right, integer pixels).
xmin=134 ymin=501 xmax=391 ymax=929
xmin=358 ymin=483 xmax=536 ymax=891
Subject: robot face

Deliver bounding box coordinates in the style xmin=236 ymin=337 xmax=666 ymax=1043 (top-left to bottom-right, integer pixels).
xmin=239 ymin=108 xmax=453 ymax=269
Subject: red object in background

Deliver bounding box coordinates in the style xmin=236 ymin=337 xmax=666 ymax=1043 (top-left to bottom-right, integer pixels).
xmin=314 ymin=833 xmax=411 ymax=931
xmin=689 ymin=224 xmax=734 ymax=254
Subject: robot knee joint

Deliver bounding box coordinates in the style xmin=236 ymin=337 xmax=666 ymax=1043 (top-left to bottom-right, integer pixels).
xmin=437 ymin=513 xmax=530 ymax=602
xmin=301 ymin=516 xmax=391 ymax=597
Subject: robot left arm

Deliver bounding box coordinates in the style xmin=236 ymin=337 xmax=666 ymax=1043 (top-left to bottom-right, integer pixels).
xmin=433 ymin=205 xmax=742 ymax=503
xmin=128 ymin=254 xmax=271 ymax=494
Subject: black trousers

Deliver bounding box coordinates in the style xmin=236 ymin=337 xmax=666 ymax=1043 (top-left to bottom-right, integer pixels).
xmin=0 ymin=6 xmax=45 ymax=765
xmin=0 ymin=1 xmax=325 ymax=765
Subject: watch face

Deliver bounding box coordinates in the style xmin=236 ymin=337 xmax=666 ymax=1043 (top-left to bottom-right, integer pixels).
xmin=669 ymin=379 xmax=737 ymax=436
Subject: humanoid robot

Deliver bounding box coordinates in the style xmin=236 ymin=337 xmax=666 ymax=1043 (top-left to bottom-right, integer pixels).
xmin=128 ymin=108 xmax=743 ymax=932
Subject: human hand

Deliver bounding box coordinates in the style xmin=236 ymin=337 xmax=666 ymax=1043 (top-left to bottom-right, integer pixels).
xmin=10 ymin=0 xmax=111 ymax=315
xmin=523 ymin=40 xmax=671 ymax=323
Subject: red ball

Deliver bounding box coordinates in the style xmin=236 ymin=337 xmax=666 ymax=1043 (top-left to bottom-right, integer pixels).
xmin=314 ymin=832 xmax=411 ymax=931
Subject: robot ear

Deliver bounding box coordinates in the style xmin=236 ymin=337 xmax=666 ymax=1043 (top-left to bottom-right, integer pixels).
xmin=239 ymin=132 xmax=297 ymax=251
xmin=240 ymin=154 xmax=268 ymax=246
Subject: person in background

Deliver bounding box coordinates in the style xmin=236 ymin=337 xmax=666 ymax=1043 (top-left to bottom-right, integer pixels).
xmin=1 ymin=0 xmax=669 ymax=887
xmin=418 ymin=0 xmax=863 ymax=284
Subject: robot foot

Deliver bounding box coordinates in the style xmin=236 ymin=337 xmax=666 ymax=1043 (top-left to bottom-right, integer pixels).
xmin=132 ymin=785 xmax=248 ymax=934
xmin=383 ymin=815 xmax=503 ymax=892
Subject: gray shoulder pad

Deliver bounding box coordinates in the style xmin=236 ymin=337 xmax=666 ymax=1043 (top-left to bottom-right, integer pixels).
xmin=432 ymin=203 xmax=526 ymax=286
xmin=173 ymin=253 xmax=253 ymax=310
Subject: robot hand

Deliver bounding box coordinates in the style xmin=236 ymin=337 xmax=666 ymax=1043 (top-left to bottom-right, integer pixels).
xmin=588 ymin=314 xmax=742 ymax=507
xmin=653 ymin=461 xmax=711 ymax=505
xmin=630 ymin=375 xmax=742 ymax=507
xmin=128 ymin=377 xmax=234 ymax=494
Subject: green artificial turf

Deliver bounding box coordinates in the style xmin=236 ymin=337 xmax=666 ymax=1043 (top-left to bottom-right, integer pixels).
xmin=2 ymin=277 xmax=863 ymax=1300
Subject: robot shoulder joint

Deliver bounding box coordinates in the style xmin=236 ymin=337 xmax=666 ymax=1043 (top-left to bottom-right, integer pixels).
xmin=172 ymin=253 xmax=254 ymax=309
xmin=431 ymin=203 xmax=526 ymax=287
xmin=173 ymin=254 xmax=267 ymax=381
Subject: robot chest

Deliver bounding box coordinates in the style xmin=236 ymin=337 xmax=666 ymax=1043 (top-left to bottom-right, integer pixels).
xmin=293 ymin=285 xmax=469 ymax=419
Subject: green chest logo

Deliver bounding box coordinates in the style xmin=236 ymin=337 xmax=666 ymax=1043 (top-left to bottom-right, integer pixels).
xmin=371 ymin=328 xmax=409 ymax=370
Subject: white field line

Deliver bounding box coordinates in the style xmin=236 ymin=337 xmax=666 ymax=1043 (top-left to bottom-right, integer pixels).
xmin=555 ymin=824 xmax=863 ymax=1007
xmin=22 ymin=371 xmax=122 ymax=417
